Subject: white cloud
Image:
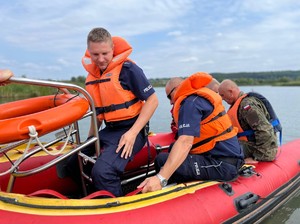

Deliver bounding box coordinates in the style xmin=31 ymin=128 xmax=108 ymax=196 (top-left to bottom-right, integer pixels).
xmin=0 ymin=0 xmax=299 ymax=79
xmin=241 ymin=0 xmax=300 ymax=13
xmin=179 ymin=57 xmax=199 ymax=63
xmin=57 ymin=58 xmax=73 ymax=67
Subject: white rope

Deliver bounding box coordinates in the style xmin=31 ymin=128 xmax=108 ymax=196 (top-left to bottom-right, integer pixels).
xmin=28 ymin=125 xmax=73 ymax=156
xmin=0 ymin=125 xmax=73 ymax=176
xmin=0 ymin=127 xmax=34 ymax=176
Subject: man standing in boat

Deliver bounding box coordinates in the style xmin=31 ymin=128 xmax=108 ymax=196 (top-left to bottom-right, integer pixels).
xmin=139 ymin=72 xmax=244 ymax=192
xmin=218 ymin=79 xmax=281 ymax=164
xmin=68 ymin=27 xmax=158 ymax=197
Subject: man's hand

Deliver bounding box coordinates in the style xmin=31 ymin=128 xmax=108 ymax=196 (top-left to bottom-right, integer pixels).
xmin=137 ymin=175 xmax=162 ymax=193
xmin=0 ymin=69 xmax=13 ymax=86
xmin=116 ymin=130 xmax=137 ymax=159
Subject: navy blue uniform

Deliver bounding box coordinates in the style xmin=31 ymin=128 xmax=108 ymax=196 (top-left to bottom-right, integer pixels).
xmin=91 ymin=62 xmax=155 ymax=196
xmin=155 ymin=95 xmax=244 ymax=183
xmin=66 ymin=62 xmax=154 ymax=197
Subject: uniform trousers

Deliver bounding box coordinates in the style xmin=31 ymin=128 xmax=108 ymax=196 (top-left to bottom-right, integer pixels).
xmin=155 ymin=152 xmax=243 ymax=183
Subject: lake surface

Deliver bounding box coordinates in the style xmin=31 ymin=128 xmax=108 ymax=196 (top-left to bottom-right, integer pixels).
xmin=1 ymin=85 xmax=299 ymax=223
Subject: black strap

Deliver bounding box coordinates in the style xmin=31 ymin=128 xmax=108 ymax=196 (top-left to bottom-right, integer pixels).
xmin=145 ymin=124 xmax=152 ymax=178
xmin=86 ymin=78 xmax=111 ymax=86
xmin=191 ymin=126 xmax=233 ymax=150
xmin=96 ymin=98 xmax=139 ymax=115
xmin=202 ymin=111 xmax=226 ymax=124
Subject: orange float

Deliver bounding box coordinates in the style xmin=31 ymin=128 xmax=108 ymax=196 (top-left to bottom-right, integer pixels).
xmin=0 ymin=94 xmax=89 ymax=144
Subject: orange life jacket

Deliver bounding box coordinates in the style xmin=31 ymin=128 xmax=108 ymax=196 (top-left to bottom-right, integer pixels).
xmin=227 ymin=94 xmax=248 ymax=141
xmin=82 ymin=36 xmax=143 ymax=122
xmin=227 ymin=92 xmax=282 ymax=143
xmin=173 ymin=72 xmax=237 ymax=154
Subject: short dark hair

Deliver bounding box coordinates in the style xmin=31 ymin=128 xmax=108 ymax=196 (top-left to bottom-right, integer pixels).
xmin=87 ymin=27 xmax=112 ymax=46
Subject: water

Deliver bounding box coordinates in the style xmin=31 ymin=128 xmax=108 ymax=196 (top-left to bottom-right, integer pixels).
xmin=1 ymin=86 xmax=299 ymax=222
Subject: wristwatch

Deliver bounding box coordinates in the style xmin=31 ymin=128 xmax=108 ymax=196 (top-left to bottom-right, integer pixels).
xmin=156 ymin=173 xmax=168 ymax=187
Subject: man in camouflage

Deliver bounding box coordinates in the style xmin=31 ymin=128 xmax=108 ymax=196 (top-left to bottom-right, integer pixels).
xmin=218 ymin=79 xmax=278 ymax=163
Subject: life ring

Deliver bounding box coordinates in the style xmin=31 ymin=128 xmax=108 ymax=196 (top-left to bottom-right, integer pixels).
xmin=0 ymin=94 xmax=89 ymax=144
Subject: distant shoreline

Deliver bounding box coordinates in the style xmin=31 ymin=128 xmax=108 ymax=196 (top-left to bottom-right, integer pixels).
xmin=1 ymin=70 xmax=300 ymax=98
xmin=149 ymin=70 xmax=300 ymax=87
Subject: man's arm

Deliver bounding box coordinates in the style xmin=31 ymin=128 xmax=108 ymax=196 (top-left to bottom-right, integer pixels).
xmin=116 ymin=93 xmax=158 ymax=159
xmin=138 ymin=134 xmax=193 ymax=193
xmin=158 ymin=135 xmax=193 ymax=179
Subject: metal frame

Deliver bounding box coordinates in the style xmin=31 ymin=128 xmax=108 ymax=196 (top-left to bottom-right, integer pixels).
xmin=3 ymin=77 xmax=100 ymax=192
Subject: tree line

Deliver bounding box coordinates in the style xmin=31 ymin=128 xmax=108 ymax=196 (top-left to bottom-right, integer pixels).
xmin=1 ymin=70 xmax=300 ymax=98
xmin=148 ymin=70 xmax=300 ymax=87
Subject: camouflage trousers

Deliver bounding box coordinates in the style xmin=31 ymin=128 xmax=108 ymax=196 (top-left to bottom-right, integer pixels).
xmin=240 ymin=142 xmax=278 ymax=161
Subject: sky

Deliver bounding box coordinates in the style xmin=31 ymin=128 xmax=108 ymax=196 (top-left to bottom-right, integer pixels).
xmin=1 ymin=0 xmax=300 ymax=80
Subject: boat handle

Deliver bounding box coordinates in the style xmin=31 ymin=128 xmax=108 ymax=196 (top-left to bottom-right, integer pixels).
xmin=235 ymin=192 xmax=260 ymax=212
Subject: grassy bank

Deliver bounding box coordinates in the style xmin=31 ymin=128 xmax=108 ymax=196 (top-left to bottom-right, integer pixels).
xmin=0 ymin=79 xmax=85 ymax=98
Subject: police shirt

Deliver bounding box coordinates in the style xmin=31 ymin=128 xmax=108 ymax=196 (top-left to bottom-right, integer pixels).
xmin=119 ymin=61 xmax=155 ymax=101
xmin=177 ymin=94 xmax=243 ymax=158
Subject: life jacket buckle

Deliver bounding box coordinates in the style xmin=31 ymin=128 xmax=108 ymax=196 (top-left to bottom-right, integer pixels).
xmin=124 ymin=102 xmax=130 ymax=109
xmin=104 ymin=104 xmax=116 ymax=112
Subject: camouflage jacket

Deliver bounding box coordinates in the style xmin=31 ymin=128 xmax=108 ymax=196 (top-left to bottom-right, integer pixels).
xmin=238 ymin=92 xmax=278 ymax=160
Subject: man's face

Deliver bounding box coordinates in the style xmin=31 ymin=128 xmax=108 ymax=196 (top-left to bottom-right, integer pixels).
xmin=88 ymin=41 xmax=114 ymax=71
xmin=166 ymin=86 xmax=177 ymax=105
xmin=218 ymin=87 xmax=233 ymax=105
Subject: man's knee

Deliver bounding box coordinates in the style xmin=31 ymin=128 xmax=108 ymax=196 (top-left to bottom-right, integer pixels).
xmin=92 ymin=160 xmax=111 ymax=178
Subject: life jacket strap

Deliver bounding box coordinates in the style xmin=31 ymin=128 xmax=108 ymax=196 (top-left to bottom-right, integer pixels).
xmin=96 ymin=98 xmax=139 ymax=115
xmin=86 ymin=78 xmax=111 ymax=86
xmin=203 ymin=110 xmax=226 ymax=124
xmin=237 ymin=118 xmax=282 ymax=146
xmin=191 ymin=126 xmax=234 ymax=150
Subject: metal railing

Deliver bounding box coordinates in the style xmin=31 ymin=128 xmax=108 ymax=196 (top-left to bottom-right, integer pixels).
xmin=2 ymin=77 xmax=100 ymax=192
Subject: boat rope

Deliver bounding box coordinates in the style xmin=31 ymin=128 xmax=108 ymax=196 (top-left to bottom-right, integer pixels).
xmin=27 ymin=125 xmax=73 ymax=156
xmin=0 ymin=128 xmax=34 ymax=176
xmin=0 ymin=125 xmax=74 ymax=176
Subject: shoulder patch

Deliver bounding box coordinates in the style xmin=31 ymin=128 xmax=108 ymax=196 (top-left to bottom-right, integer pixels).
xmin=123 ymin=61 xmax=132 ymax=68
xmin=243 ymin=105 xmax=251 ymax=110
